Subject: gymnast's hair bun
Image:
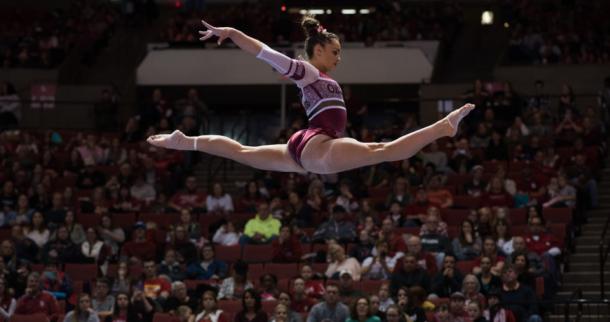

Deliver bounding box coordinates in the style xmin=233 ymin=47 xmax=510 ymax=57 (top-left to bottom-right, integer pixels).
xmin=301 ymin=15 xmax=321 ymax=38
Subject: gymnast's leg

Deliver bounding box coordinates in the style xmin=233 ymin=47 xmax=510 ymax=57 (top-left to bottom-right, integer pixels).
xmin=147 ymin=131 xmax=306 ymax=173
xmin=300 ymin=103 xmax=475 ymax=174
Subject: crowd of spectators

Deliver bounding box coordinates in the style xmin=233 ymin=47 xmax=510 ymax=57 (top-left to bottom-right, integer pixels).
xmin=0 ymin=0 xmax=119 ymax=69
xmin=504 ymin=0 xmax=610 ymax=65
xmin=0 ymin=74 xmax=607 ymax=322
xmin=161 ymin=1 xmax=463 ymax=46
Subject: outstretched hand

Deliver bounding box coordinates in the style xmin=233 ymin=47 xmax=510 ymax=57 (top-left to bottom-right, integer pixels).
xmin=198 ymin=19 xmax=233 ymax=45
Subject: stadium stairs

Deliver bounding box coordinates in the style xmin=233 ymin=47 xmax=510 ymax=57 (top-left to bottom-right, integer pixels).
xmin=549 ymin=155 xmax=610 ymax=321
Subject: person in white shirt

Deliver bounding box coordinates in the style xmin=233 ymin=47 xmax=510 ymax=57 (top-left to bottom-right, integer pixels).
xmin=212 ymin=222 xmax=241 ymax=246
xmin=206 ymin=183 xmax=234 ymax=214
xmin=25 ymin=211 xmax=49 ymax=248
xmin=361 ymin=240 xmax=404 ymax=280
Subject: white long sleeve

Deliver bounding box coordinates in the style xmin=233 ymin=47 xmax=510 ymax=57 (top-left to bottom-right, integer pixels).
xmin=256 ymin=45 xmax=319 ymax=88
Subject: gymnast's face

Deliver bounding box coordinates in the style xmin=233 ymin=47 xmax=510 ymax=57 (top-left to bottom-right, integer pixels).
xmin=314 ymin=38 xmax=342 ymax=73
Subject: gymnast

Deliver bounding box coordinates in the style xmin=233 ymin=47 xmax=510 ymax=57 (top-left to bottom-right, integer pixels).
xmin=148 ymin=16 xmax=475 ymax=174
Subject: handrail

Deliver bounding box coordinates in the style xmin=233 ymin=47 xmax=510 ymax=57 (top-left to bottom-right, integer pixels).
xmin=600 ymin=214 xmax=610 ymax=299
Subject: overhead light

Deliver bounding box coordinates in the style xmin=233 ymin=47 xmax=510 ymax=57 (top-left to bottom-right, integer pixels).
xmin=481 ymin=10 xmax=493 ymax=25
xmin=326 ymin=9 xmax=332 ymax=14
xmin=359 ymin=9 xmax=370 ymax=14
xmin=309 ymin=9 xmax=325 ymax=15
xmin=504 ymin=22 xmax=510 ymax=28
xmin=341 ymin=9 xmax=356 ymax=15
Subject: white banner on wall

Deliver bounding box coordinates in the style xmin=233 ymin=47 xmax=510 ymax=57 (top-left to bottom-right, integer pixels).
xmin=137 ymin=43 xmax=437 ymax=85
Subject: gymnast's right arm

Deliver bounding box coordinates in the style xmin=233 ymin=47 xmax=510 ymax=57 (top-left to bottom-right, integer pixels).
xmin=199 ymin=19 xmax=317 ymax=87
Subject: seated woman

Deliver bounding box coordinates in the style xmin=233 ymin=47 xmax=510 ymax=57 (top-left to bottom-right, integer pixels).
xmin=234 ymin=290 xmax=267 ymax=322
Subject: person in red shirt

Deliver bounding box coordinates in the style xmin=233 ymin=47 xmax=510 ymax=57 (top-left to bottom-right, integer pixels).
xmin=290 ymin=278 xmax=316 ymax=313
xmin=141 ymin=260 xmax=171 ymax=301
xmin=121 ymin=221 xmax=156 ymax=263
xmin=14 ymin=272 xmax=59 ymax=320
xmin=272 ymin=226 xmax=302 ymax=262
xmin=378 ymin=218 xmax=407 ymax=254
xmin=524 ymin=216 xmax=561 ymax=257
xmin=405 ymin=235 xmax=438 ymax=275
xmin=299 ymin=265 xmax=325 ymax=300
xmin=483 ymin=177 xmax=514 ymax=208
xmin=168 ymin=176 xmax=206 ymax=213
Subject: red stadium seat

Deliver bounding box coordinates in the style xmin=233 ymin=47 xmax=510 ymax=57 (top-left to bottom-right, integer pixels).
xmin=215 ymin=245 xmax=242 ymax=263
xmin=9 ymin=314 xmax=50 ymax=322
xmin=76 ymin=213 xmax=102 ymax=229
xmin=218 ymin=300 xmax=242 ymax=313
xmin=277 ymin=278 xmax=291 ymax=292
xmin=111 ymin=213 xmax=136 ymax=229
xmin=184 ymin=280 xmax=212 ymax=290
xmin=535 ymin=276 xmax=544 ymax=298
xmin=357 ymin=280 xmax=384 ymax=294
xmin=453 ymin=196 xmax=481 ymax=209
xmin=140 ymin=213 xmax=177 ymax=228
xmin=265 ymin=263 xmax=300 ymax=279
xmin=311 ymin=263 xmax=328 ymax=275
xmin=152 ymin=313 xmax=180 ymax=322
xmin=543 ymin=208 xmax=572 ymax=224
xmin=249 ymin=264 xmax=265 ymax=281
xmin=456 ymin=260 xmax=476 ymax=275
xmin=262 ymin=300 xmax=278 ymax=315
xmin=242 ymin=245 xmax=274 ymax=263
xmin=65 ymin=263 xmax=98 ymax=281
xmin=395 ymin=227 xmax=420 ymax=236
xmin=508 ymin=208 xmax=527 ymax=225
xmin=512 ymin=225 xmax=527 ymax=237
xmin=441 ymin=209 xmax=470 ymax=226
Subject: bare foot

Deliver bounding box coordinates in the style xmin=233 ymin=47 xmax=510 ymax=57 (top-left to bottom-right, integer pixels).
xmin=444 ymin=103 xmax=476 ymax=136
xmin=147 ymin=130 xmax=193 ymax=150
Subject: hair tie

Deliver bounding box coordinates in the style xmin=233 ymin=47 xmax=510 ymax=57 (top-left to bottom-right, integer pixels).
xmin=317 ymin=25 xmax=327 ymax=34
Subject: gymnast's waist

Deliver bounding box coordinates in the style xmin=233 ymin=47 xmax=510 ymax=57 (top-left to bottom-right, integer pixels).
xmin=308 ymin=108 xmax=346 ymax=137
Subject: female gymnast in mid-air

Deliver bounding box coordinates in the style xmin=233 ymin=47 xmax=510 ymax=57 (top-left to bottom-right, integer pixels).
xmin=147 ymin=16 xmax=475 ymax=174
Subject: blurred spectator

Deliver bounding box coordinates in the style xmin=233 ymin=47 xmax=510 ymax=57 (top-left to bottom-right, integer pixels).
xmin=187 ymin=244 xmax=228 ymax=280
xmin=307 ymin=284 xmax=349 ymax=322
xmin=420 ymin=142 xmax=449 ymax=173
xmin=390 ymin=254 xmax=430 ymax=295
xmin=476 ymin=256 xmax=502 ymax=297
xmin=63 ymin=293 xmax=99 ymax=322
xmin=158 ymin=249 xmax=186 ymax=282
xmin=483 ymin=177 xmax=514 ymax=208
xmin=466 ymin=301 xmax=486 ymax=322
xmin=272 ymin=226 xmax=302 ymax=262
xmin=349 ymin=230 xmax=375 ymax=263
xmin=206 ymin=182 xmax=234 ymax=215
xmin=193 ymin=290 xmax=230 ymax=322
xmin=313 ymin=205 xmax=356 ymax=243
xmin=97 ymin=214 xmax=126 ymax=258
xmin=166 ymin=225 xmax=197 ymax=263
xmin=141 ymin=260 xmax=171 ymax=302
xmin=82 ymin=227 xmax=110 ymax=268
xmin=346 ymin=297 xmax=380 ymax=322
xmin=337 ymin=272 xmax=366 ymax=306
xmin=42 ymin=225 xmax=82 ymax=263
xmin=92 ymin=278 xmax=114 ymax=320
xmin=235 ymin=289 xmax=267 ymax=322
xmin=462 ymin=274 xmax=486 ymax=308
xmin=169 ymin=176 xmax=206 ymax=213
xmin=290 ymin=278 xmax=315 ymax=314
xmin=473 ymin=237 xmax=505 ymax=276
xmin=326 ymin=244 xmax=362 ymax=281
xmin=15 ymin=272 xmax=59 ymax=319
xmin=452 ymin=219 xmax=482 ymax=260
xmin=542 ymin=175 xmax=576 ymax=208
xmin=273 ymin=298 xmax=302 ymax=322
xmin=523 ymin=217 xmax=560 ymax=258
xmin=484 ymin=289 xmax=517 ymax=322
xmin=0 ymin=277 xmax=15 ymax=320
xmin=431 ymin=254 xmax=463 ymax=298
xmin=386 ymin=177 xmax=411 ymax=208
xmin=25 ymin=211 xmax=50 ymax=248
xmin=425 ymin=176 xmax=453 ymax=208
xmin=130 ymin=175 xmax=156 ymax=204
xmin=499 ymin=264 xmax=541 ymax=322
xmin=212 ymin=221 xmax=241 ymax=246
xmin=217 ymin=260 xmax=253 ymax=300
xmin=361 ymin=240 xmax=403 ymax=280
xmin=406 ymin=235 xmax=437 ymax=275
xmin=494 ymin=219 xmax=513 ymax=256
xmin=163 ymin=281 xmax=198 ymax=314
xmin=120 ymin=221 xmax=156 ymax=263
xmin=110 ymin=262 xmax=133 ymax=295
xmin=299 ymin=265 xmax=325 ymax=300
xmin=241 ymin=201 xmax=281 ymax=245
xmin=447 ymin=292 xmax=469 ymax=321
xmin=260 ymin=273 xmax=280 ymax=301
